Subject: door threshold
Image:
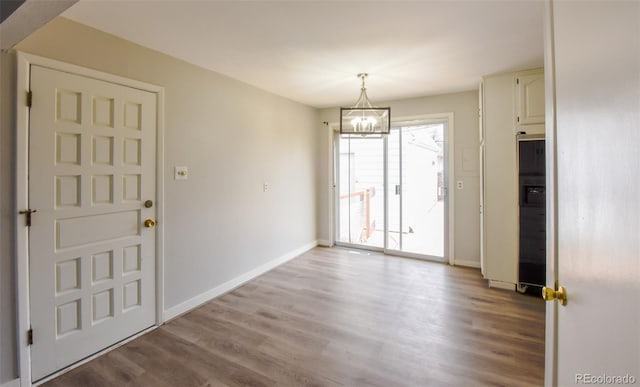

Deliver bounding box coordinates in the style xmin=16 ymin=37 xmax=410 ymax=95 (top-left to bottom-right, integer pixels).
xmin=333 ymin=244 xmax=447 ymax=264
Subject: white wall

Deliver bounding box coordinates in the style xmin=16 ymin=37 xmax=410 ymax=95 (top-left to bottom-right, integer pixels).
xmin=317 ymin=90 xmax=480 ymax=265
xmin=0 ymin=17 xmax=320 ymax=383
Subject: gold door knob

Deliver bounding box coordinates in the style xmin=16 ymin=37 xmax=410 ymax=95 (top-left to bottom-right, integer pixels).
xmin=144 ymin=219 xmax=156 ymax=228
xmin=542 ymin=286 xmax=567 ymax=305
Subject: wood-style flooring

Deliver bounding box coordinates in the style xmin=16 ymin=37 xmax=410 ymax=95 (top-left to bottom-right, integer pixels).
xmin=42 ymin=247 xmax=545 ymax=387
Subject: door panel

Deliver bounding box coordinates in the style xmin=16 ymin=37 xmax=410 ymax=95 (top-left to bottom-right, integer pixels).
xmin=387 ymin=123 xmax=447 ymax=259
xmin=551 ymin=1 xmax=640 ymax=384
xmin=29 ymin=65 xmax=157 ymax=381
xmin=337 ymin=137 xmax=384 ymax=247
xmin=400 ymin=124 xmax=445 ymax=258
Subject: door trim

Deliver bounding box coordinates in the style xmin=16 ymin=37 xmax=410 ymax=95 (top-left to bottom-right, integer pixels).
xmin=15 ymin=52 xmax=165 ymax=387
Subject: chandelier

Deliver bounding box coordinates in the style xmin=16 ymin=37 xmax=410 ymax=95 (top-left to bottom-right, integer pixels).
xmin=340 ymin=73 xmax=390 ymax=136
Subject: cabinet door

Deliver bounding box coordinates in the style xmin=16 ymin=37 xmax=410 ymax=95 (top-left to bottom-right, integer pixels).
xmin=516 ymin=72 xmax=545 ymax=126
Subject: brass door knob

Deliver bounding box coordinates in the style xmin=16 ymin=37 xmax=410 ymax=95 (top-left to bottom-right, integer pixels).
xmin=144 ymin=219 xmax=156 ymax=228
xmin=542 ymin=286 xmax=567 ymax=305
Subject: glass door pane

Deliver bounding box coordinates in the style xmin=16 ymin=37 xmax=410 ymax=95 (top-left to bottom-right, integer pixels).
xmin=400 ymin=123 xmax=445 ymax=257
xmin=337 ymin=136 xmax=384 ymax=248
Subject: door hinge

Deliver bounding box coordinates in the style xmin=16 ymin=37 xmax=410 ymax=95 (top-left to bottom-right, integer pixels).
xmin=516 ymin=78 xmax=520 ymax=85
xmin=19 ymin=209 xmax=37 ymax=227
xmin=27 ymin=328 xmax=33 ymax=345
xmin=517 ymin=116 xmax=520 ymax=123
xmin=27 ymin=91 xmax=32 ymax=108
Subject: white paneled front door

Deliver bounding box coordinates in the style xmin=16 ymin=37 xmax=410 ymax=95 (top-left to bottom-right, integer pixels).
xmin=28 ymin=65 xmax=157 ymax=381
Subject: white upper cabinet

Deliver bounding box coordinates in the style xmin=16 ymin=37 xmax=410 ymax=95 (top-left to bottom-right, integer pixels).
xmin=515 ymin=70 xmax=545 ymax=133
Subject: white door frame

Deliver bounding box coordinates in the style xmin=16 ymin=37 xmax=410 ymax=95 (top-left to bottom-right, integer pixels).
xmin=330 ymin=113 xmax=455 ymax=265
xmin=15 ymin=52 xmax=165 ymax=387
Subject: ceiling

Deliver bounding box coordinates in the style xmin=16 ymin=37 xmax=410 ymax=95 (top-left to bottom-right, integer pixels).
xmin=62 ymin=1 xmax=544 ymax=108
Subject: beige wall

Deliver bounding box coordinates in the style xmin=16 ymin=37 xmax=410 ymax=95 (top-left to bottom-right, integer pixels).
xmin=1 ymin=17 xmax=320 ymax=383
xmin=0 ymin=50 xmax=18 ymax=384
xmin=317 ymin=90 xmax=480 ymax=265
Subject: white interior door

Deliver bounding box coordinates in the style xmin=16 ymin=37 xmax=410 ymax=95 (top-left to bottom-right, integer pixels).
xmin=28 ymin=65 xmax=157 ymax=381
xmin=548 ymin=1 xmax=640 ymax=385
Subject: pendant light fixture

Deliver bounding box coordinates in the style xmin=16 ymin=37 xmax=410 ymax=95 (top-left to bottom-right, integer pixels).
xmin=340 ymin=73 xmax=390 ymax=136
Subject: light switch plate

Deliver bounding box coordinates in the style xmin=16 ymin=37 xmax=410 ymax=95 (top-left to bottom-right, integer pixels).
xmin=175 ymin=166 xmax=188 ymax=180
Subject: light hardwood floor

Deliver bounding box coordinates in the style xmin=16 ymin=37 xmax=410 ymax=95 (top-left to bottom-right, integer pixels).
xmin=42 ymin=247 xmax=545 ymax=386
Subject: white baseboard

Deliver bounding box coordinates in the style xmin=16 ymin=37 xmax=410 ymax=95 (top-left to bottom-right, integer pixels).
xmin=1 ymin=378 xmax=21 ymax=387
xmin=488 ymin=280 xmax=516 ymax=291
xmin=317 ymin=239 xmax=332 ymax=247
xmin=163 ymin=240 xmax=318 ymax=321
xmin=454 ymin=259 xmax=481 ymax=269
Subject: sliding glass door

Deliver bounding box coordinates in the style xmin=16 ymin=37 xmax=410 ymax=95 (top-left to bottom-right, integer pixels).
xmin=336 ymin=119 xmax=449 ymax=261
xmin=387 ymin=122 xmax=446 ymax=259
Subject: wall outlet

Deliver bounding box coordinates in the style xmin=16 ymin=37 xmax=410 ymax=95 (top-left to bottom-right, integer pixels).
xmin=175 ymin=166 xmax=188 ymax=180
xmin=263 ymin=182 xmax=269 ymax=192
xmin=456 ymin=180 xmax=464 ymax=189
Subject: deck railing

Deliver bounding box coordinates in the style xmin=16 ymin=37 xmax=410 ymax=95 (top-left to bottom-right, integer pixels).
xmin=339 ymin=186 xmax=376 ymax=242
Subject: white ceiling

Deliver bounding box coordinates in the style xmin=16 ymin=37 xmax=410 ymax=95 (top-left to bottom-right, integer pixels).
xmin=63 ymin=0 xmax=544 ymax=108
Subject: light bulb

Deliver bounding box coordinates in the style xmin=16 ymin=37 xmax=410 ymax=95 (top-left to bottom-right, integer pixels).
xmin=351 ymin=117 xmax=362 ymax=130
xmin=366 ymin=117 xmax=377 ymax=126
xmin=349 ymin=115 xmax=378 ymax=132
